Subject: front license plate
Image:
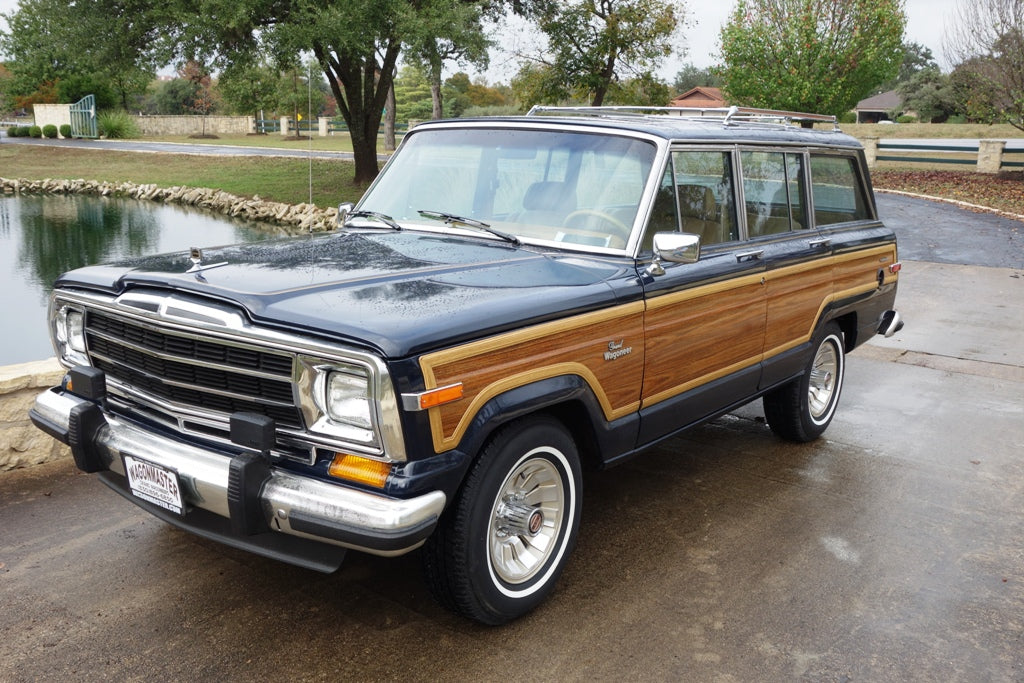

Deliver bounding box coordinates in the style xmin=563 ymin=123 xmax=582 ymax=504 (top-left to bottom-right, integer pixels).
xmin=124 ymin=455 xmax=184 ymax=515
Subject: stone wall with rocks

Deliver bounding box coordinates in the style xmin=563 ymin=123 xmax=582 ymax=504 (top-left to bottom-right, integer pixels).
xmin=1 ymin=359 xmax=69 ymax=471
xmin=0 ymin=177 xmax=339 ymax=232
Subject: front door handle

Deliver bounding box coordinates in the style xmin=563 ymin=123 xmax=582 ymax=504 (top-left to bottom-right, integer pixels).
xmin=809 ymin=237 xmax=832 ymax=248
xmin=736 ymin=250 xmax=764 ymax=262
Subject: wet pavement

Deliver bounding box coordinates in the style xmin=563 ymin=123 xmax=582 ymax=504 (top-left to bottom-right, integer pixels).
xmin=1 ymin=195 xmax=1022 ymax=681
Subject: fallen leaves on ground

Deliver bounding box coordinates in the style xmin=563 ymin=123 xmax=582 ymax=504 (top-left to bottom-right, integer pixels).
xmin=873 ymin=171 xmax=1024 ymax=217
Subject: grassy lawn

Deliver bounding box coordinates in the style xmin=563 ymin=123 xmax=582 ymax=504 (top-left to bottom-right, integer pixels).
xmin=142 ymin=133 xmax=364 ymax=153
xmin=0 ymin=144 xmax=367 ymax=207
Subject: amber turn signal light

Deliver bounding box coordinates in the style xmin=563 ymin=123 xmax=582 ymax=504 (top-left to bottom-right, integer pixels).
xmin=328 ymin=453 xmax=391 ymax=488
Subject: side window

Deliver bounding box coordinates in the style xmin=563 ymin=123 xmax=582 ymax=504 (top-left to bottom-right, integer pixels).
xmin=810 ymin=155 xmax=872 ymax=226
xmin=741 ymin=151 xmax=808 ymax=237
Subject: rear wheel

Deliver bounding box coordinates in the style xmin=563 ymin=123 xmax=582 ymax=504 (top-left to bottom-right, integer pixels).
xmin=764 ymin=322 xmax=845 ymax=442
xmin=422 ymin=416 xmax=582 ymax=625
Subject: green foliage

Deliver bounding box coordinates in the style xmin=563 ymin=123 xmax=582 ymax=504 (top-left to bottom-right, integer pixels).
xmin=946 ymin=1 xmax=1024 ymax=132
xmin=895 ymin=115 xmax=917 ymax=123
xmin=442 ymin=71 xmax=509 ymax=117
xmin=59 ymin=124 xmax=72 ymax=138
xmin=719 ymin=0 xmax=906 ymax=117
xmin=97 ymin=110 xmax=140 ymax=139
xmin=462 ymin=104 xmax=525 ymax=117
xmin=838 ymin=111 xmax=857 ymax=124
xmin=877 ymin=42 xmax=939 ymax=93
xmin=0 ymin=0 xmax=159 ymax=111
xmin=394 ymin=64 xmax=435 ymax=123
xmin=403 ymin=0 xmax=492 ymax=119
xmin=529 ymin=0 xmax=684 ymax=106
xmin=897 ymin=67 xmax=958 ymax=123
xmin=29 ymin=125 xmax=42 ymax=137
xmin=6 ymin=125 xmax=23 ymax=137
xmin=604 ymin=73 xmax=671 ymax=106
xmin=42 ymin=124 xmax=58 ymax=138
xmin=55 ymin=73 xmax=118 ymax=109
xmin=144 ymin=79 xmax=200 ymax=115
xmin=672 ymin=64 xmax=723 ymax=93
xmin=218 ymin=62 xmax=279 ymax=118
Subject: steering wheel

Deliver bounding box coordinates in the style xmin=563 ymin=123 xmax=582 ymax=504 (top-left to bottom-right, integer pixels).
xmin=562 ymin=209 xmax=631 ymax=235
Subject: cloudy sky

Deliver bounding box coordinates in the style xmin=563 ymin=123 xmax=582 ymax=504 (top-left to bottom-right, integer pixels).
xmin=1 ymin=0 xmax=964 ymax=77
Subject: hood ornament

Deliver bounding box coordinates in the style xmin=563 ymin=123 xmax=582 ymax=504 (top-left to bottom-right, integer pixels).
xmin=185 ymin=247 xmax=228 ymax=275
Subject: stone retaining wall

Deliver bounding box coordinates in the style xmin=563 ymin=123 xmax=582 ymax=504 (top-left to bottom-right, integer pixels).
xmin=0 ymin=177 xmax=338 ymax=232
xmin=0 ymin=359 xmax=68 ymax=471
xmin=132 ymin=115 xmax=255 ymax=136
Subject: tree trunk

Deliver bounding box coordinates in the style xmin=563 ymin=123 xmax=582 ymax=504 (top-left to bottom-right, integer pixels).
xmin=429 ymin=53 xmax=444 ymax=119
xmin=314 ymin=39 xmax=400 ymax=184
xmin=385 ymin=79 xmax=396 ymax=151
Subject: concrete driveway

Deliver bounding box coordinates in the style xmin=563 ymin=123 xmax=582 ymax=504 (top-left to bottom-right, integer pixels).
xmin=1 ymin=195 xmax=1022 ymax=681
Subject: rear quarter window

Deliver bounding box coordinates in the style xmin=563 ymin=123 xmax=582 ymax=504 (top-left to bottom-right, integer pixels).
xmin=810 ymin=155 xmax=872 ymax=226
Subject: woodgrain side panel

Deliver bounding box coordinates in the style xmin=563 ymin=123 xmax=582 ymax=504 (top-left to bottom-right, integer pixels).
xmin=419 ymin=303 xmax=646 ymax=453
xmin=764 ymin=260 xmax=834 ymax=357
xmin=641 ymin=273 xmax=766 ymax=405
xmin=833 ymin=245 xmax=898 ymax=297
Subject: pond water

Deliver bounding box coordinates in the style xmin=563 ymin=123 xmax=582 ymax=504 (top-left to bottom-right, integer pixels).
xmin=0 ymin=194 xmax=280 ymax=366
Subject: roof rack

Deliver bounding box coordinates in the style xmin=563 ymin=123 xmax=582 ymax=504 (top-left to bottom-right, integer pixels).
xmin=526 ymin=105 xmax=840 ymax=132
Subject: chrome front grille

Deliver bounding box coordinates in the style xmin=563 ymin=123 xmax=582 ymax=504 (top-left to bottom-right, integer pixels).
xmin=84 ymin=310 xmax=304 ymax=430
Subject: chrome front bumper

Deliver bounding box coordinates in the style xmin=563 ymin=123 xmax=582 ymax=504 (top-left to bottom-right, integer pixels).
xmin=30 ymin=387 xmax=446 ymax=572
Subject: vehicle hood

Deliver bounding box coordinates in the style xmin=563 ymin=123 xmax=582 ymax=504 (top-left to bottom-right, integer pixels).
xmin=55 ymin=230 xmax=636 ymax=358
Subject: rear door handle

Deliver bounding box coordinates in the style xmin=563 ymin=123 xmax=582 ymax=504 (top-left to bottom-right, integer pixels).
xmin=809 ymin=238 xmax=832 ymax=248
xmin=736 ymin=250 xmax=764 ymax=262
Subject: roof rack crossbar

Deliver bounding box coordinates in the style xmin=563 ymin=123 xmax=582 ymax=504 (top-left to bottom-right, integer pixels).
xmin=526 ymin=105 xmax=840 ymax=131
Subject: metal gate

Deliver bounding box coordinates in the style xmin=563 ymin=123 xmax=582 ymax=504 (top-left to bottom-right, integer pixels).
xmin=69 ymin=95 xmax=98 ymax=139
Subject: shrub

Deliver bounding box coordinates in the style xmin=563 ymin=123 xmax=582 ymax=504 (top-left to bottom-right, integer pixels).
xmin=29 ymin=125 xmax=42 ymax=138
xmin=42 ymin=124 xmax=58 ymax=139
xmin=837 ymin=111 xmax=857 ymax=124
xmin=896 ymin=115 xmax=918 ymax=124
xmin=59 ymin=124 xmax=72 ymax=138
xmin=97 ymin=110 xmax=140 ymax=139
xmin=5 ymin=126 xmax=18 ymax=137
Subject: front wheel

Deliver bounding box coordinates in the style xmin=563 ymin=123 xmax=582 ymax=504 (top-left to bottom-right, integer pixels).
xmin=422 ymin=416 xmax=582 ymax=624
xmin=764 ymin=322 xmax=846 ymax=442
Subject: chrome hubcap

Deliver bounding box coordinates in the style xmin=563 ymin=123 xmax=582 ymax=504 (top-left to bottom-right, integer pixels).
xmin=488 ymin=454 xmax=565 ymax=585
xmin=808 ymin=339 xmax=839 ymax=420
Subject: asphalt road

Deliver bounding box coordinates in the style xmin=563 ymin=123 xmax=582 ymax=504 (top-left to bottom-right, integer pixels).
xmin=1 ymin=196 xmax=1023 ymax=681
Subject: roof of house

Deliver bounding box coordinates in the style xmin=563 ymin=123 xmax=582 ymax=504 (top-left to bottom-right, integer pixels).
xmin=669 ymin=87 xmax=727 ymax=109
xmin=856 ymin=90 xmax=902 ymax=111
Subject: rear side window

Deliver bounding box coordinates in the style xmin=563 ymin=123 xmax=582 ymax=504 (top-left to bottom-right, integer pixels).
xmin=810 ymin=155 xmax=872 ymax=225
xmin=741 ymin=151 xmax=808 ymax=237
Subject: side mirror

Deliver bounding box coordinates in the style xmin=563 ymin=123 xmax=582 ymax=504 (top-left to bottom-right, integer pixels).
xmin=647 ymin=232 xmax=700 ymax=276
xmin=335 ymin=202 xmax=354 ymax=230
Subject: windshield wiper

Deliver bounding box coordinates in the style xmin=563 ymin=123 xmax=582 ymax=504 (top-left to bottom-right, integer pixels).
xmin=417 ymin=209 xmax=520 ymax=245
xmin=344 ymin=210 xmax=402 ymax=231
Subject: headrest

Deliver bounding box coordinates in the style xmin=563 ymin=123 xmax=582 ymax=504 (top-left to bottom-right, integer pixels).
xmin=523 ymin=181 xmax=577 ymax=212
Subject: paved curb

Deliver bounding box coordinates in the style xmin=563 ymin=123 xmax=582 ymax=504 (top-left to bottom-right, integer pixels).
xmin=875 ymin=187 xmax=1024 ymax=223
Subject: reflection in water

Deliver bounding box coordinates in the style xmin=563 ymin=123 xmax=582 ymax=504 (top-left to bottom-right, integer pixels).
xmin=0 ymin=194 xmax=277 ymax=365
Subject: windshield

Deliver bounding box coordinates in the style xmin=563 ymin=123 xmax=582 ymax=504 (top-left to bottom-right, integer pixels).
xmin=358 ymin=127 xmax=658 ymax=251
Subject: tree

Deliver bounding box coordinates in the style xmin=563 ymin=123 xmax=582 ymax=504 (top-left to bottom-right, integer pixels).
xmin=218 ymin=62 xmax=279 ymax=120
xmin=166 ymin=0 xmax=511 ymax=182
xmin=718 ymin=0 xmax=906 ymax=118
xmin=0 ymin=0 xmax=161 ymax=110
xmin=945 ymin=0 xmax=1024 ymax=131
xmin=404 ymin=0 xmax=491 ymax=120
xmin=897 ymin=66 xmax=957 ymax=122
xmin=671 ymin=63 xmax=722 ymax=94
xmin=524 ymin=0 xmax=685 ymax=106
